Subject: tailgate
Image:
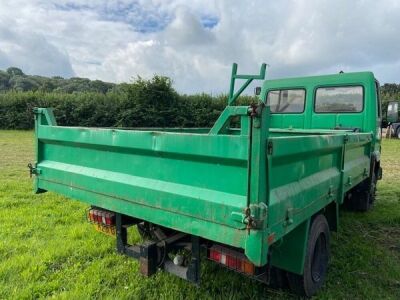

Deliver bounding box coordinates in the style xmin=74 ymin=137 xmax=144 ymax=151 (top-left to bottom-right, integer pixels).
xmin=32 ymin=107 xmax=270 ymax=265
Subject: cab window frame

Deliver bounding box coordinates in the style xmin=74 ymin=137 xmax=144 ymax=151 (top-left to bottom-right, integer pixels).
xmin=313 ymin=85 xmax=365 ymax=114
xmin=265 ymin=88 xmax=306 ymax=114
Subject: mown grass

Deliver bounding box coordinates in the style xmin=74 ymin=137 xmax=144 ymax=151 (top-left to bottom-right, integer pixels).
xmin=0 ymin=130 xmax=399 ymax=299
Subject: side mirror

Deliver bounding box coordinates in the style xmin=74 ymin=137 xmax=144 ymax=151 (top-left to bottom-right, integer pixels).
xmin=254 ymin=87 xmax=262 ymax=96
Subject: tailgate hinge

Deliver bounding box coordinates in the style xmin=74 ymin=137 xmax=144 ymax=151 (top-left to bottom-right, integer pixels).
xmin=231 ymin=203 xmax=268 ymax=230
xmin=27 ymin=163 xmax=41 ymax=177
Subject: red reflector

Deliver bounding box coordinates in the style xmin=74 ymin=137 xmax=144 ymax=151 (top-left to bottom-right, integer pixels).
xmin=88 ymin=209 xmax=116 ymax=226
xmin=209 ymin=246 xmax=255 ymax=275
xmin=226 ymin=255 xmax=238 ymax=269
xmin=267 ymin=233 xmax=276 ymax=245
xmin=100 ymin=212 xmax=104 ymax=224
xmin=226 ymin=255 xmax=237 ymax=268
xmin=105 ymin=213 xmax=111 ymax=225
xmin=96 ymin=211 xmax=102 ymax=223
xmin=93 ymin=210 xmax=98 ymax=223
xmin=209 ymin=249 xmax=221 ymax=262
xmin=105 ymin=212 xmax=115 ymax=226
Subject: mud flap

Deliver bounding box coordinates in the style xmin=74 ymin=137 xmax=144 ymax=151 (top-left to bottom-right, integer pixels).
xmin=269 ymin=218 xmax=310 ymax=275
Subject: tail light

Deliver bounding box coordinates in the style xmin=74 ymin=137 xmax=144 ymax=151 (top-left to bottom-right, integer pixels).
xmin=209 ymin=248 xmax=221 ymax=261
xmin=89 ymin=209 xmax=95 ymax=222
xmin=208 ymin=246 xmax=255 ymax=275
xmin=105 ymin=212 xmax=114 ymax=225
xmin=86 ymin=208 xmax=116 ymax=236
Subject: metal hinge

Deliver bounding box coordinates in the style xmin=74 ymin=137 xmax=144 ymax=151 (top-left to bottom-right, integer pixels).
xmin=231 ymin=203 xmax=268 ymax=231
xmin=27 ymin=163 xmax=41 ymax=177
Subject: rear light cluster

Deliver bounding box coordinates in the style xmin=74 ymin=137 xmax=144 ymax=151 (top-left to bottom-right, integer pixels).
xmin=208 ymin=246 xmax=255 ymax=275
xmin=87 ymin=208 xmax=116 ymax=236
xmin=88 ymin=208 xmax=116 ymax=226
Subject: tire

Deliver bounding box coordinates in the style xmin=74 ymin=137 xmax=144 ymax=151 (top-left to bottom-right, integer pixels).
xmin=287 ymin=214 xmax=330 ymax=297
xmin=368 ymin=172 xmax=377 ymax=206
xmin=397 ymin=127 xmax=400 ymax=139
xmin=346 ymin=172 xmax=377 ymax=212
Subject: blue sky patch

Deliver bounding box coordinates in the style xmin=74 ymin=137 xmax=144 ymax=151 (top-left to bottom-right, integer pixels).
xmin=54 ymin=2 xmax=218 ymax=33
xmin=54 ymin=1 xmax=171 ymax=33
xmin=201 ymin=16 xmax=219 ymax=29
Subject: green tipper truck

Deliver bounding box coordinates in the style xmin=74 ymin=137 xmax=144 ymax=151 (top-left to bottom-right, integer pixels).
xmin=30 ymin=64 xmax=382 ymax=297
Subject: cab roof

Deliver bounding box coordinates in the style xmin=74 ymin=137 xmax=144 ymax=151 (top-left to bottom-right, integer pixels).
xmin=261 ymin=71 xmax=376 ymax=92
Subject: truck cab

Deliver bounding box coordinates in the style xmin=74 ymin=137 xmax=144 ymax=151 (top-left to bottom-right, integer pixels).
xmin=260 ymin=71 xmax=382 ymax=180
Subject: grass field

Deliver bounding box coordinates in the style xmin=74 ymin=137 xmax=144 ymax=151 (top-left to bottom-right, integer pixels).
xmin=0 ymin=130 xmax=399 ymax=299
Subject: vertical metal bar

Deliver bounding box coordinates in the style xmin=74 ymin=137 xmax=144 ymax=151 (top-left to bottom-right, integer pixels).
xmin=228 ymin=63 xmax=238 ymax=105
xmin=116 ymin=213 xmax=127 ymax=254
xmin=248 ymin=105 xmax=270 ymax=208
xmin=187 ymin=235 xmax=200 ymax=285
xmin=244 ymin=104 xmax=270 ymax=266
xmin=33 ymin=109 xmax=40 ymax=193
xmin=32 ymin=108 xmax=52 ymax=194
xmin=139 ymin=241 xmax=158 ymax=276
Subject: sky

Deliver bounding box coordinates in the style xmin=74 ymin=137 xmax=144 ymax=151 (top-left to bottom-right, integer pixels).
xmin=0 ymin=0 xmax=400 ymax=94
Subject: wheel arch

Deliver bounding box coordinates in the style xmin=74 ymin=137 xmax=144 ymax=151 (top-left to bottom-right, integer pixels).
xmin=269 ymin=211 xmax=332 ymax=276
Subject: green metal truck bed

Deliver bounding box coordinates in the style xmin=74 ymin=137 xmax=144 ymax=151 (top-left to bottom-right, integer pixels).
xmin=33 ymin=106 xmax=372 ymax=268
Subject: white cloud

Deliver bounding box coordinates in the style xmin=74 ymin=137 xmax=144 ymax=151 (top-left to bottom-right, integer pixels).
xmin=0 ymin=10 xmax=74 ymax=77
xmin=0 ymin=0 xmax=400 ymax=92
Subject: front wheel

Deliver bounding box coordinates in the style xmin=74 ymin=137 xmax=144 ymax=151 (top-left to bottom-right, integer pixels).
xmin=287 ymin=214 xmax=330 ymax=297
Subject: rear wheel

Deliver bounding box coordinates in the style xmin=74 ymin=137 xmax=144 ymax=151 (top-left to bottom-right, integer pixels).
xmin=396 ymin=127 xmax=400 ymax=139
xmin=287 ymin=214 xmax=330 ymax=297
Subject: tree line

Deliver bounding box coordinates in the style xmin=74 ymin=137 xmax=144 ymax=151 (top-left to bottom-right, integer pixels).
xmin=0 ymin=67 xmax=116 ymax=94
xmin=0 ymin=74 xmax=255 ymax=130
xmin=0 ymin=67 xmax=398 ymax=130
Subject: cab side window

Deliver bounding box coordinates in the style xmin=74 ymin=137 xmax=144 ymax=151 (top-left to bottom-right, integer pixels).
xmin=266 ymin=89 xmax=305 ymax=113
xmin=315 ymin=86 xmax=363 ymax=113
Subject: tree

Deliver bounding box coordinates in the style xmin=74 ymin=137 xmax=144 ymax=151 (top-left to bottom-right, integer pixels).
xmin=9 ymin=76 xmax=40 ymax=92
xmin=6 ymin=67 xmax=24 ymax=76
xmin=0 ymin=70 xmax=10 ymax=91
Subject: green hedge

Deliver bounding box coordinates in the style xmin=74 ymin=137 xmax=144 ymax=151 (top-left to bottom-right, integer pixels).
xmin=0 ymin=92 xmax=120 ymax=129
xmin=0 ymin=76 xmax=256 ymax=130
